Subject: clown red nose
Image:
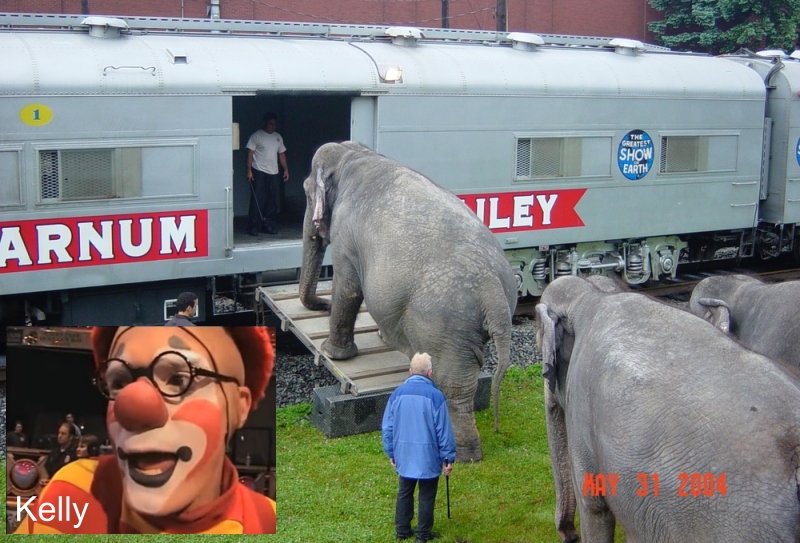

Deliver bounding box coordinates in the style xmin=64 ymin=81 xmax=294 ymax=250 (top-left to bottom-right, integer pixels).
xmin=114 ymin=380 xmax=169 ymax=433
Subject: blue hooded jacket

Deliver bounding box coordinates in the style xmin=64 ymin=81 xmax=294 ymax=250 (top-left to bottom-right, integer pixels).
xmin=381 ymin=374 xmax=457 ymax=479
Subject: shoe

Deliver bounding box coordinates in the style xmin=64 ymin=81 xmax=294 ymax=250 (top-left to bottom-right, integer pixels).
xmin=396 ymin=532 xmax=414 ymax=541
xmin=247 ymin=229 xmax=259 ymax=236
xmin=262 ymin=226 xmax=278 ymax=235
xmin=415 ymin=534 xmax=440 ymax=542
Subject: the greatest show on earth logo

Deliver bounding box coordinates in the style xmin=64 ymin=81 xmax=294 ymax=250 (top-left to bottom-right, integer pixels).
xmin=618 ymin=130 xmax=654 ymax=181
xmin=796 ymin=136 xmax=800 ymax=166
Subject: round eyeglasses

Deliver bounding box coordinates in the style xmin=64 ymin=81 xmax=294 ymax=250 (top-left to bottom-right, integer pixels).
xmin=96 ymin=350 xmax=241 ymax=400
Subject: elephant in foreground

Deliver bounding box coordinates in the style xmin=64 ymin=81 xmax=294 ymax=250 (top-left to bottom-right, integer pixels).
xmin=689 ymin=274 xmax=800 ymax=367
xmin=536 ymin=275 xmax=800 ymax=543
xmin=298 ymin=141 xmax=516 ymax=462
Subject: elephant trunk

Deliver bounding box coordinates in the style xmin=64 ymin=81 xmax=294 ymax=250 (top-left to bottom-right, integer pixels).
xmin=298 ymin=202 xmax=330 ymax=312
xmin=298 ymin=240 xmax=328 ymax=311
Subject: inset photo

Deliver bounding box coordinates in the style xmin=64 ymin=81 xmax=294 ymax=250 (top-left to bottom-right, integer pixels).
xmin=5 ymin=326 xmax=276 ymax=535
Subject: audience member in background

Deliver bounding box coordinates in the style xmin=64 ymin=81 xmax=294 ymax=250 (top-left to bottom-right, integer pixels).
xmin=8 ymin=421 xmax=29 ymax=448
xmin=44 ymin=422 xmax=78 ymax=479
xmin=65 ymin=413 xmax=82 ymax=438
xmin=76 ymin=434 xmax=100 ymax=458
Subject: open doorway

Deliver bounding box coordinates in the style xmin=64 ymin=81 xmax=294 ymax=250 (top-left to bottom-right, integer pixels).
xmin=232 ymin=94 xmax=352 ymax=246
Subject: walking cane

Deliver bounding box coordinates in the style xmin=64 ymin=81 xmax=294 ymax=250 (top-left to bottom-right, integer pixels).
xmin=248 ymin=178 xmax=267 ymax=223
xmin=445 ymin=464 xmax=451 ymax=519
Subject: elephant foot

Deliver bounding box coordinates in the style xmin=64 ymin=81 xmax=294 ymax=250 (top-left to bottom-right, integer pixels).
xmin=322 ymin=339 xmax=358 ymax=360
xmin=303 ymin=297 xmax=331 ymax=313
xmin=455 ymin=446 xmax=483 ymax=463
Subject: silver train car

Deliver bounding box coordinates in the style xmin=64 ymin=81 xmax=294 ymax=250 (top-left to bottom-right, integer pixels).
xmin=0 ymin=13 xmax=792 ymax=325
xmin=724 ymin=51 xmax=800 ymax=259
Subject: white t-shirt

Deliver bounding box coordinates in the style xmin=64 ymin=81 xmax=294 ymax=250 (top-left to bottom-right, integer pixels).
xmin=246 ymin=130 xmax=287 ymax=174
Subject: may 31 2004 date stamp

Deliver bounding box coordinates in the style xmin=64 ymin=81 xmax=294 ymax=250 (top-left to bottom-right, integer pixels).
xmin=582 ymin=472 xmax=728 ymax=498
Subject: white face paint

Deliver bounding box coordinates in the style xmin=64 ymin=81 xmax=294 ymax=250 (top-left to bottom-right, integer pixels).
xmin=109 ymin=420 xmax=210 ymax=515
xmin=107 ymin=345 xmax=228 ymax=516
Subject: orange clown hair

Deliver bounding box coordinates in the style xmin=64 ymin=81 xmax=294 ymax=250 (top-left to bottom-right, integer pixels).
xmin=90 ymin=327 xmax=275 ymax=409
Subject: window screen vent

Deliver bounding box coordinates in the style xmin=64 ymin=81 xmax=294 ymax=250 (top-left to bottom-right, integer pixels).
xmin=660 ymin=136 xmax=699 ymax=173
xmin=516 ymin=137 xmax=563 ymax=178
xmin=516 ymin=138 xmax=531 ymax=177
xmin=40 ymin=149 xmax=114 ymax=200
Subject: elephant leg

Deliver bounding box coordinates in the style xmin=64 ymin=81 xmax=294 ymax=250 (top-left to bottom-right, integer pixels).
xmin=575 ymin=498 xmax=615 ymax=543
xmin=544 ymin=385 xmax=578 ymax=543
xmin=438 ymin=374 xmax=482 ymax=463
xmin=321 ymin=269 xmax=362 ymax=360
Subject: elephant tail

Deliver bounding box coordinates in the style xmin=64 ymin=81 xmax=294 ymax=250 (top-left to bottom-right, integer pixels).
xmin=482 ymin=282 xmax=514 ymax=434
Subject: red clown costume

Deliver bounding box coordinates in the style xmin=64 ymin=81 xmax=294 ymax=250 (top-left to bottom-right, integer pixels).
xmin=15 ymin=326 xmax=277 ymax=534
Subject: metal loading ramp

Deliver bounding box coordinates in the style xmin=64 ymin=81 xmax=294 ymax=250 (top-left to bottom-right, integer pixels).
xmin=257 ymin=281 xmax=411 ymax=396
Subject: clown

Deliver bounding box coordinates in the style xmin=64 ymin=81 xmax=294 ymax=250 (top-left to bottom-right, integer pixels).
xmin=14 ymin=326 xmax=276 ymax=534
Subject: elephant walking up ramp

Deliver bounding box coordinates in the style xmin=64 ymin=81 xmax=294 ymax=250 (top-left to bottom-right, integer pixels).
xmin=297 ymin=142 xmax=517 ymax=462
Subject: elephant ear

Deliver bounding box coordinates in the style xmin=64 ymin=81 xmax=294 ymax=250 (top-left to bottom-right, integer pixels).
xmin=695 ymin=298 xmax=731 ymax=334
xmin=536 ymin=303 xmax=559 ymax=393
xmin=312 ymin=164 xmax=329 ymax=238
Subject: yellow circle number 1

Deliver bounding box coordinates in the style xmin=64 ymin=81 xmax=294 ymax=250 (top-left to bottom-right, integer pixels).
xmin=20 ymin=104 xmax=53 ymax=126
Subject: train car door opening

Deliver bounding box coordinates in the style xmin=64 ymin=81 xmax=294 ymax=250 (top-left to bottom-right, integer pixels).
xmin=231 ymin=94 xmax=352 ymax=246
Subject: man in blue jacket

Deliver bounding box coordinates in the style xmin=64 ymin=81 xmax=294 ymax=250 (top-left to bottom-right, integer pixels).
xmin=382 ymin=352 xmax=456 ymax=542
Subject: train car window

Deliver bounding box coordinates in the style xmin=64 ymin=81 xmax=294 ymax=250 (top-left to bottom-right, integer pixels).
xmin=38 ymin=144 xmax=195 ymax=202
xmin=659 ymin=135 xmax=737 ymax=174
xmin=0 ymin=149 xmax=22 ymax=205
xmin=515 ymin=136 xmax=611 ymax=181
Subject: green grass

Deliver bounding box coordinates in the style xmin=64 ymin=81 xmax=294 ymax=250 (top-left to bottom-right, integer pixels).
xmin=277 ymin=366 xmax=626 ymax=543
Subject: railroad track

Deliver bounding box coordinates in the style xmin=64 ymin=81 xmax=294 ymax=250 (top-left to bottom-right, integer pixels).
xmin=514 ymin=266 xmax=800 ymax=316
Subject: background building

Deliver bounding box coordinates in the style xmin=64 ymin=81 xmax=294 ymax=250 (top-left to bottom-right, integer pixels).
xmin=3 ymin=0 xmax=660 ymax=42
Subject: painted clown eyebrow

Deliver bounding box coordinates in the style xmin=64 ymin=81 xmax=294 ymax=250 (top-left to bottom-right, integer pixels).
xmin=168 ymin=336 xmax=191 ymax=350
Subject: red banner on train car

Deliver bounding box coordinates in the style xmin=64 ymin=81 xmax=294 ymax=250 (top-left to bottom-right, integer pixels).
xmin=0 ymin=210 xmax=209 ymax=273
xmin=459 ymin=189 xmax=587 ymax=233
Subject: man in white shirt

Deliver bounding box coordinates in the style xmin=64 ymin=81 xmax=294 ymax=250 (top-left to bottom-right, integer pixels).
xmin=246 ymin=112 xmax=289 ymax=235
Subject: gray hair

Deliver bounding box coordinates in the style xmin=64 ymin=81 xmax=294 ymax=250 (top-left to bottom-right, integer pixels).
xmin=409 ymin=352 xmax=432 ymax=375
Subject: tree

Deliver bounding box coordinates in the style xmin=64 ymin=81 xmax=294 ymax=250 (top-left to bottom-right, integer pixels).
xmin=648 ymin=0 xmax=800 ymax=54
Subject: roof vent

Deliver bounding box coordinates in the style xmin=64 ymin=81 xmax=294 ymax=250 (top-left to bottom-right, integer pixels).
xmin=386 ymin=27 xmax=422 ymax=47
xmin=756 ymin=49 xmax=787 ymax=58
xmin=81 ymin=16 xmax=128 ymax=39
xmin=609 ymin=38 xmax=644 ymax=56
xmin=167 ymin=48 xmax=189 ymax=64
xmin=507 ymin=32 xmax=544 ymax=52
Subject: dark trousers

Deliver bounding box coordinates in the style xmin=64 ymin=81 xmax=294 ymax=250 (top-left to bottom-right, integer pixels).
xmin=248 ymin=169 xmax=281 ymax=231
xmin=395 ymin=476 xmax=439 ymax=540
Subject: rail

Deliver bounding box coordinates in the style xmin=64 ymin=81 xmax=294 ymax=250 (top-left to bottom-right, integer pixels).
xmin=0 ymin=13 xmax=670 ymax=50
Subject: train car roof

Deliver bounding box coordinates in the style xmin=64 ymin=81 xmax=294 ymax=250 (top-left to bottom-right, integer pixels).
xmin=0 ymin=14 xmax=766 ymax=100
xmin=723 ymin=52 xmax=800 ymax=96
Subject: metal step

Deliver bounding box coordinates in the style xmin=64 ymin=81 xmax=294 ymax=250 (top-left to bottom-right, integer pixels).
xmin=257 ymin=281 xmax=411 ymax=396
